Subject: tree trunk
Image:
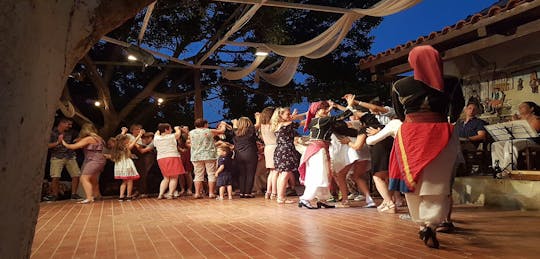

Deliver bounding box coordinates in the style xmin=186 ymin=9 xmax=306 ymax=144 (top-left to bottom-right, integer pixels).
xmin=194 ymin=69 xmax=204 ymax=119
xmin=0 ymin=1 xmax=152 ymax=258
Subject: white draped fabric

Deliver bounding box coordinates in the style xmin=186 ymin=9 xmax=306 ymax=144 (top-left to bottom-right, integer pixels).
xmin=223 ymin=0 xmax=422 ymax=86
xmin=255 ymin=57 xmax=300 ymax=87
xmin=222 ymin=55 xmax=267 ymax=80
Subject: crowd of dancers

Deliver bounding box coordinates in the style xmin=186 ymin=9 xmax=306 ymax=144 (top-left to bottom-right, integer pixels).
xmin=44 ymin=45 xmax=540 ymax=249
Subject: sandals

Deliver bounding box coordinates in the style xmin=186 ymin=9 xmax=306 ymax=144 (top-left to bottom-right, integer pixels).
xmin=77 ymin=199 xmax=94 ymax=204
xmin=276 ymin=198 xmax=295 ymax=204
xmin=378 ymin=201 xmax=396 ymax=214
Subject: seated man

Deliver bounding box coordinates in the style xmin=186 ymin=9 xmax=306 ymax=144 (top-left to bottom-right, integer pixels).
xmin=491 ymin=101 xmax=540 ymax=176
xmin=457 ymin=102 xmax=488 ymax=150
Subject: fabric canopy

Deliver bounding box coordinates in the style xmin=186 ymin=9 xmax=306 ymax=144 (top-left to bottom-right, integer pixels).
xmin=224 ymin=0 xmax=422 ymax=86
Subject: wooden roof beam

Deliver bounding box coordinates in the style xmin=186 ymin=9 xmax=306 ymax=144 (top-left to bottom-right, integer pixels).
xmin=359 ymin=0 xmax=540 ymax=70
xmin=375 ymin=18 xmax=540 ymax=79
xmin=213 ymin=0 xmax=353 ymax=14
xmin=138 ymin=1 xmax=157 ymax=45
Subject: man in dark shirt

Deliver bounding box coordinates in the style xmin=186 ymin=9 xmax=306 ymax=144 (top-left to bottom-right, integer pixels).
xmin=457 ymin=102 xmax=488 ymax=149
xmin=43 ymin=118 xmax=81 ymax=201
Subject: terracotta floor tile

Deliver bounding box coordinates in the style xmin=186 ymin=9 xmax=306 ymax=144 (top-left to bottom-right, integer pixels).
xmin=32 ymin=198 xmax=540 ymax=258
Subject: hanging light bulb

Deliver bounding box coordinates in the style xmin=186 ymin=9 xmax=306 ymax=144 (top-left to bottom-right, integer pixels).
xmin=94 ymin=101 xmax=101 ymax=107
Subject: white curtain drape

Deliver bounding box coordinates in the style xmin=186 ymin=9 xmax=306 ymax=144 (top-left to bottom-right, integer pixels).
xmin=226 ymin=0 xmax=422 ymax=86
xmin=255 ymin=57 xmax=300 ymax=87
xmin=222 ymin=55 xmax=267 ymax=80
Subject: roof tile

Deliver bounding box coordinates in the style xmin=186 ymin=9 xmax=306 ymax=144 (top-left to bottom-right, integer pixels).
xmin=359 ymin=0 xmax=533 ymax=65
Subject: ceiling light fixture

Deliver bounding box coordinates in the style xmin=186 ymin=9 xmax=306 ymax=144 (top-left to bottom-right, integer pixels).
xmin=125 ymin=44 xmax=155 ymax=69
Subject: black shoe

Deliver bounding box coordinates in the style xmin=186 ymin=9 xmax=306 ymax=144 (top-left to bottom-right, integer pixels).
xmin=419 ymin=227 xmax=439 ymax=249
xmin=298 ymin=200 xmax=318 ymax=209
xmin=118 ymin=197 xmax=126 ymax=201
xmin=436 ymin=222 xmax=455 ymax=233
xmin=71 ymin=194 xmax=83 ymax=200
xmin=316 ymin=201 xmax=335 ymax=209
xmin=244 ymin=194 xmax=255 ymax=198
xmin=43 ymin=195 xmax=57 ymax=202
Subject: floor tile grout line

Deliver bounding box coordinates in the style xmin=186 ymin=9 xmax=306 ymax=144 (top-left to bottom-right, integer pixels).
xmin=170 ymin=221 xmax=207 ymax=258
xmin=126 ymin=221 xmax=141 ymax=259
xmin=300 ymin=213 xmax=430 ymax=258
xmin=156 ymin=224 xmax=185 ymax=258
xmin=111 ymin=200 xmax=118 ymax=259
xmin=72 ymin=202 xmax=97 ymax=257
xmin=48 ymin=203 xmax=86 ymax=258
xmin=31 ymin=202 xmax=80 ymax=257
xmin=197 ymin=221 xmax=254 ymax=258
xmin=141 ymin=223 xmax=167 ymax=257
xmin=93 ymin=201 xmax=105 ymax=258
xmin=185 ymin=223 xmax=229 ymax=258
xmin=34 ymin=202 xmax=71 ymax=235
xmin=239 ymin=207 xmax=383 ymax=258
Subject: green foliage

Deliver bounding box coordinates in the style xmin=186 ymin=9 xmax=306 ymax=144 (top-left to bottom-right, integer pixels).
xmin=69 ymin=0 xmax=387 ymax=133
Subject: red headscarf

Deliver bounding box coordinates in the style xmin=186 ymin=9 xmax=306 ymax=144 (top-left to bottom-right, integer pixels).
xmin=408 ymin=45 xmax=444 ymax=92
xmin=304 ymin=101 xmax=322 ymax=132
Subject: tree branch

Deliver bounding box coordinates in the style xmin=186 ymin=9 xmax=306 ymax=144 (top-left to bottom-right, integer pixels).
xmin=82 ymin=55 xmax=117 ymax=115
xmin=118 ymin=67 xmax=171 ymax=119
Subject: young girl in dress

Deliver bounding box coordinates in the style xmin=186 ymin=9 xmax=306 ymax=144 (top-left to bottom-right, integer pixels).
xmin=214 ymin=144 xmax=234 ymax=200
xmin=111 ymin=129 xmax=143 ymax=201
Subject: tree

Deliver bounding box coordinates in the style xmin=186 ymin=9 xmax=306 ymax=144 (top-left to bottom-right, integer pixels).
xmin=66 ymin=1 xmax=386 ymax=132
xmin=0 ymin=1 xmax=152 ymax=257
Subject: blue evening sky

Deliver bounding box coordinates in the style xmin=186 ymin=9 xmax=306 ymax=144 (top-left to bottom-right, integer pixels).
xmin=204 ymin=0 xmax=498 ymax=125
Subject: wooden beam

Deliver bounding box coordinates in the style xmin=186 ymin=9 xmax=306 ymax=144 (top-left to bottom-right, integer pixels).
xmin=443 ymin=19 xmax=540 ymax=61
xmin=196 ymin=3 xmax=263 ymax=66
xmin=101 ymin=36 xmax=196 ymax=67
xmin=477 ymin=26 xmax=488 ymax=37
xmin=138 ymin=1 xmax=156 ymax=44
xmin=377 ymin=18 xmax=540 ymax=79
xmin=213 ymin=0 xmax=353 ymax=14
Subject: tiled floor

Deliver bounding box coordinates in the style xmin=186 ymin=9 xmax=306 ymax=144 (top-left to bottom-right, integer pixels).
xmin=32 ymin=196 xmax=540 ymax=258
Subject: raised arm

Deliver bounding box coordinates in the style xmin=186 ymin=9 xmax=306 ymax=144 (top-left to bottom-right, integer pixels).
xmin=254 ymin=112 xmax=261 ymax=130
xmin=365 ymin=119 xmax=402 ymax=145
xmin=128 ymin=130 xmax=143 ymax=149
xmin=62 ymin=136 xmax=94 ymax=150
xmin=344 ymin=93 xmax=389 ymax=114
xmin=174 ymin=126 xmax=182 ymax=140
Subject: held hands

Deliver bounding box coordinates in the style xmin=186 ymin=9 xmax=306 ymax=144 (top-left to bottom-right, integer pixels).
xmin=327 ymin=100 xmax=335 ymax=108
xmin=344 ymin=94 xmax=356 ymax=107
xmin=366 ymin=127 xmax=381 ymax=136
xmin=57 ymin=134 xmax=64 ymax=144
xmin=338 ymin=136 xmax=351 ymax=145
xmin=138 ymin=129 xmax=145 ymax=137
xmin=174 ymin=126 xmax=181 ymax=132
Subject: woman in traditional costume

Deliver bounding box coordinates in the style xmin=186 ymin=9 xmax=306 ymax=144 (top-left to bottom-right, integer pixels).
xmin=389 ymin=45 xmax=464 ymax=248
